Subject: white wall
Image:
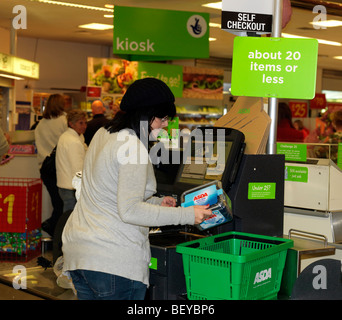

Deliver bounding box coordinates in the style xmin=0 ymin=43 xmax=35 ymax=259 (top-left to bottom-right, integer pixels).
xmin=16 ymin=37 xmax=111 ymax=92
xmin=0 ymin=27 xmax=10 ymax=54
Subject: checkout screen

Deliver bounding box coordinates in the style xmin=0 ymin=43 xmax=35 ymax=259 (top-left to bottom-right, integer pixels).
xmin=178 ymin=139 xmax=233 ymax=185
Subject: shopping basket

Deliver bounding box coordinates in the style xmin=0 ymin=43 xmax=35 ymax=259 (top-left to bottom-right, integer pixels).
xmin=176 ymin=231 xmax=293 ymax=300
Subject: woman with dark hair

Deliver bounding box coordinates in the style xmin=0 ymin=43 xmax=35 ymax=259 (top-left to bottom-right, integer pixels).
xmin=277 ymin=102 xmax=305 ymax=142
xmin=61 ymin=78 xmax=212 ymax=300
xmin=35 ymin=94 xmax=67 ymax=236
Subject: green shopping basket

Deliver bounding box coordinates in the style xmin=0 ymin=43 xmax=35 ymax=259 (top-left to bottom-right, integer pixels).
xmin=176 ymin=231 xmax=293 ymax=300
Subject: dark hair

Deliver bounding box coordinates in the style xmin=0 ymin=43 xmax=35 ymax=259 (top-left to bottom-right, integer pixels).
xmin=105 ymin=97 xmax=175 ymax=139
xmin=43 ymin=94 xmax=65 ymax=119
xmin=278 ymin=102 xmax=294 ymax=128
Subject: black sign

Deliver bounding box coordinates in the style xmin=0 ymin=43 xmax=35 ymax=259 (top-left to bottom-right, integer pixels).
xmin=221 ymin=11 xmax=273 ymax=33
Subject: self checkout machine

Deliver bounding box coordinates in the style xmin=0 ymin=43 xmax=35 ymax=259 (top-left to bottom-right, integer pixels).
xmin=277 ymin=157 xmax=342 ymax=298
xmin=284 ymin=158 xmax=342 ymax=243
xmin=148 ymin=126 xmax=285 ymax=299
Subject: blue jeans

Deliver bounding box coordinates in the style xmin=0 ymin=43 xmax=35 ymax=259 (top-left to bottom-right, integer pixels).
xmin=69 ymin=270 xmax=147 ymax=300
xmin=58 ymin=187 xmax=76 ymax=213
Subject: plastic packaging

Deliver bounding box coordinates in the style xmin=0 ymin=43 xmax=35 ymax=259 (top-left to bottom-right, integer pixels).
xmin=181 ymin=180 xmax=233 ymax=231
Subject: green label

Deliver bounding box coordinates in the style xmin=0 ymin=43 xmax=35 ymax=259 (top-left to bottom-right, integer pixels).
xmin=231 ymin=37 xmax=318 ymax=99
xmin=137 ymin=62 xmax=183 ymax=97
xmin=277 ymin=143 xmax=307 ymax=162
xmin=338 ymin=143 xmax=342 ymax=170
xmin=113 ymin=6 xmax=209 ymax=60
xmin=285 ymin=166 xmax=308 ymax=182
xmin=149 ymin=257 xmax=157 ymax=270
xmin=248 ymin=183 xmax=276 ymax=200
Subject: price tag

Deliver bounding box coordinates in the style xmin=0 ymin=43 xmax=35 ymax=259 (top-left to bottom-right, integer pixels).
xmin=289 ymin=101 xmax=308 ymax=118
xmin=248 ymin=182 xmax=276 ymax=200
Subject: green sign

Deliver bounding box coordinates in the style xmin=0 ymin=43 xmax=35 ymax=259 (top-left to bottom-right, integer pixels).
xmin=248 ymin=183 xmax=276 ymax=200
xmin=338 ymin=143 xmax=342 ymax=170
xmin=149 ymin=257 xmax=157 ymax=270
xmin=137 ymin=62 xmax=183 ymax=97
xmin=277 ymin=143 xmax=307 ymax=162
xmin=285 ymin=166 xmax=308 ymax=182
xmin=231 ymin=37 xmax=318 ymax=99
xmin=113 ymin=6 xmax=209 ymax=60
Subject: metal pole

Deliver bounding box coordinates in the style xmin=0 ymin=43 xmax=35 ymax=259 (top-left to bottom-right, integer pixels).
xmin=267 ymin=0 xmax=283 ymax=154
xmin=7 ymin=26 xmax=18 ymax=131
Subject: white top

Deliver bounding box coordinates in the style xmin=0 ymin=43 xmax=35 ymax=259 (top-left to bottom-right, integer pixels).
xmin=62 ymin=128 xmax=194 ymax=286
xmin=56 ymin=128 xmax=87 ymax=190
xmin=34 ymin=114 xmax=68 ymax=167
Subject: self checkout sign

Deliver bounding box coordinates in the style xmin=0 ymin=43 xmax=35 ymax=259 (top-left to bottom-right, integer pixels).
xmin=221 ymin=0 xmax=273 ymax=35
xmin=231 ymin=37 xmax=318 ymax=99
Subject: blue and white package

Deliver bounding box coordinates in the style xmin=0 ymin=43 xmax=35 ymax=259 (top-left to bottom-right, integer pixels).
xmin=181 ymin=180 xmax=233 ymax=231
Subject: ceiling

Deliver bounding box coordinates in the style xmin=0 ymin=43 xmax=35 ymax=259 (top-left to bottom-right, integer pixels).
xmin=0 ymin=0 xmax=342 ymax=72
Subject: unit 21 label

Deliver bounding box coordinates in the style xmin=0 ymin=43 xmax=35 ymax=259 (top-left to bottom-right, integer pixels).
xmin=231 ymin=37 xmax=318 ymax=99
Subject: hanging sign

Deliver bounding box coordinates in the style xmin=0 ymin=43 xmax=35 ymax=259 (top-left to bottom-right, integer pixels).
xmin=0 ymin=53 xmax=39 ymax=79
xmin=231 ymin=37 xmax=318 ymax=99
xmin=289 ymin=101 xmax=308 ymax=118
xmin=87 ymin=58 xmax=183 ymax=97
xmin=310 ymin=93 xmax=326 ymax=109
xmin=137 ymin=62 xmax=183 ymax=97
xmin=113 ymin=6 xmax=209 ymax=61
xmin=221 ymin=0 xmax=274 ymax=35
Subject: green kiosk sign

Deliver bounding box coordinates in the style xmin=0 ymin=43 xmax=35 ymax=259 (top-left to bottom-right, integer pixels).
xmin=113 ymin=6 xmax=209 ymax=60
xmin=231 ymin=37 xmax=318 ymax=99
xmin=137 ymin=62 xmax=183 ymax=97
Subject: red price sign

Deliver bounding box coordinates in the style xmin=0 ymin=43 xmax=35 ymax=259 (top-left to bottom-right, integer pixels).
xmin=289 ymin=101 xmax=308 ymax=118
xmin=310 ymin=93 xmax=326 ymax=109
xmin=0 ymin=187 xmax=26 ymax=232
xmin=0 ymin=184 xmax=41 ymax=233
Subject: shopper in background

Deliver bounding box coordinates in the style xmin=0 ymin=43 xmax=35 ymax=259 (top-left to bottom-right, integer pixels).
xmin=325 ymin=110 xmax=342 ymax=143
xmin=293 ymin=119 xmax=309 ymax=139
xmin=109 ymin=100 xmax=120 ymax=119
xmin=35 ymin=94 xmax=68 ymax=236
xmin=277 ymin=102 xmax=305 ymax=142
xmin=56 ymin=109 xmax=87 ymax=214
xmin=62 ymin=78 xmax=212 ymax=300
xmin=83 ymin=100 xmax=110 ymax=146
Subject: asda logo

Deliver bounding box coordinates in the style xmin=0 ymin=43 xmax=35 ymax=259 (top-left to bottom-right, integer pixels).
xmin=193 ymin=192 xmax=208 ymax=203
xmin=253 ymin=268 xmax=272 ymax=284
xmin=116 ymin=37 xmax=155 ymax=52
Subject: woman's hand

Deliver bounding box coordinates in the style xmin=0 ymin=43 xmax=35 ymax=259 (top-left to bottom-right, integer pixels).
xmin=193 ymin=205 xmax=213 ymax=224
xmin=161 ymin=196 xmax=177 ymax=207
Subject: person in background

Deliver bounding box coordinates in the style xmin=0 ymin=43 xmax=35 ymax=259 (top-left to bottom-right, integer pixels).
xmin=83 ymin=100 xmax=110 ymax=146
xmin=35 ymin=94 xmax=68 ymax=236
xmin=109 ymin=100 xmax=120 ymax=119
xmin=277 ymin=102 xmax=305 ymax=143
xmin=325 ymin=110 xmax=342 ymax=143
xmin=56 ymin=109 xmax=87 ymax=214
xmin=293 ymin=119 xmax=309 ymax=139
xmin=62 ymin=78 xmax=212 ymax=300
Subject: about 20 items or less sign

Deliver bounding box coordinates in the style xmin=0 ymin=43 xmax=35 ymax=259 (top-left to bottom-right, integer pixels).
xmin=113 ymin=6 xmax=209 ymax=61
xmin=231 ymin=37 xmax=318 ymax=99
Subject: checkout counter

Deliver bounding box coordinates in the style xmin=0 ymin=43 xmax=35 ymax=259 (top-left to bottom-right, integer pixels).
xmin=148 ymin=126 xmax=287 ymax=299
xmin=1 ymin=130 xmax=340 ymax=300
xmin=283 ymin=154 xmax=342 ymax=274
